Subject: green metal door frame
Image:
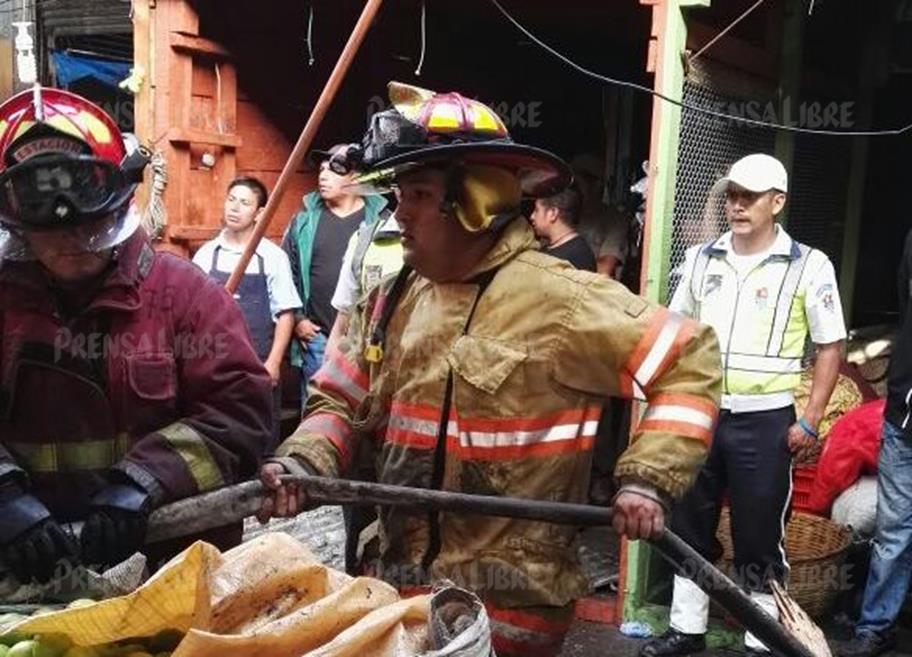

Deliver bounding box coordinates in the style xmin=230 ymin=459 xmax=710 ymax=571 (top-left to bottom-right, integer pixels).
xmin=624 ymin=0 xmax=709 ymax=624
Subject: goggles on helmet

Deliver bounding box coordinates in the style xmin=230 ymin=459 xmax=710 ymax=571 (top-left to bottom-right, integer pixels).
xmin=0 ymin=150 xmax=146 ymax=232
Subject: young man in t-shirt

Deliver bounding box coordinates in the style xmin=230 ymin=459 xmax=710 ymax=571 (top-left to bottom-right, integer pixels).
xmin=529 ymin=186 xmax=597 ymax=272
xmin=193 ymin=176 xmax=302 ymax=443
xmin=282 ymin=144 xmax=390 ymax=407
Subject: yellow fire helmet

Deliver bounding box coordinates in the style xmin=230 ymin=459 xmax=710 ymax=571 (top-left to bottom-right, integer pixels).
xmin=347 ymin=82 xmax=571 ymax=232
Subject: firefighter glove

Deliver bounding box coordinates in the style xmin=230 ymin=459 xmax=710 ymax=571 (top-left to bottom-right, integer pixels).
xmin=81 ymin=480 xmax=151 ymax=568
xmin=0 ymin=479 xmax=79 ymax=584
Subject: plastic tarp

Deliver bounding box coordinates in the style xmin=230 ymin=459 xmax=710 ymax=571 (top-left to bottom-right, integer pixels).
xmin=9 ymin=533 xmax=492 ymax=657
xmin=831 ymin=476 xmax=878 ymax=536
xmin=807 ymin=399 xmax=884 ymax=515
xmin=51 ymin=51 xmax=131 ymax=89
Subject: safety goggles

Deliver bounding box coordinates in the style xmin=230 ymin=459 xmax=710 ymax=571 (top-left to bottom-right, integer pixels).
xmin=0 ymin=154 xmax=134 ymax=231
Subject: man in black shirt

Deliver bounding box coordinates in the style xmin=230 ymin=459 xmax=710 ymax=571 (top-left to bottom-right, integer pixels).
xmin=282 ymin=145 xmax=390 ymax=407
xmin=529 ymin=186 xmax=597 ymax=272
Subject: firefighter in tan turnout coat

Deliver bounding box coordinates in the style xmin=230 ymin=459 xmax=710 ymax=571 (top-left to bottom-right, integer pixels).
xmin=259 ymin=82 xmax=723 ymax=657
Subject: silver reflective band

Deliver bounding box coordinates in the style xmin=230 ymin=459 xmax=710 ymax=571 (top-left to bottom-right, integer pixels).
xmin=726 ymin=353 xmax=803 ymax=373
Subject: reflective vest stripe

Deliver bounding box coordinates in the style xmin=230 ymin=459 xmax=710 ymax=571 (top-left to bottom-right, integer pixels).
xmin=766 ymin=245 xmax=811 ymax=356
xmin=690 ymin=245 xmax=712 ymax=315
xmin=727 ymin=353 xmax=803 ymax=373
xmin=688 ymin=239 xmax=814 ymax=398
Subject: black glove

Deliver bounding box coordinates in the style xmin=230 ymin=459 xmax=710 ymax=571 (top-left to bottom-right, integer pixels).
xmin=0 ymin=480 xmax=79 ymax=584
xmin=80 ymin=480 xmax=151 ymax=568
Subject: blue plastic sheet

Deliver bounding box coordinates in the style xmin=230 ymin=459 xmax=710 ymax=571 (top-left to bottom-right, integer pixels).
xmin=51 ymin=51 xmax=131 ymax=90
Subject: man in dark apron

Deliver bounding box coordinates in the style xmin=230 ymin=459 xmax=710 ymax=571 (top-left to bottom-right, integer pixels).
xmin=194 ymin=177 xmax=302 ymax=445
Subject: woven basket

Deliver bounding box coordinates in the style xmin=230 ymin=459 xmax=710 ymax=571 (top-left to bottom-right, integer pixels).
xmin=716 ymin=508 xmax=852 ymax=619
xmin=793 ymin=371 xmax=864 ymax=463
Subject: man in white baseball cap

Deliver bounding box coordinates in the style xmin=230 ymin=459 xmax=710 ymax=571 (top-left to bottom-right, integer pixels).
xmin=712 ymin=152 xmax=789 ymax=195
xmin=640 ymin=153 xmax=846 ymax=656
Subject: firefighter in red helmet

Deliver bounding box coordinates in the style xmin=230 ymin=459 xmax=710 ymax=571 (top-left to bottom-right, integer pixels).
xmin=0 ymin=87 xmax=272 ymax=584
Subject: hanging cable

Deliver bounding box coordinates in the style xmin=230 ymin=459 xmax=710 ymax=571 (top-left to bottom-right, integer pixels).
xmin=415 ymin=0 xmax=427 ymax=77
xmin=306 ymin=2 xmax=315 ymax=66
xmin=488 ymin=0 xmax=912 ymax=137
xmin=689 ymin=0 xmax=767 ymax=63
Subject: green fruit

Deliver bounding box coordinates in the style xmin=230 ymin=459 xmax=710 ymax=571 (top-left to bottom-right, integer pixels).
xmin=0 ymin=645 xmax=11 ymax=656
xmin=0 ymin=636 xmax=29 ymax=649
xmin=8 ymin=640 xmax=37 ymax=657
xmin=33 ymin=634 xmax=73 ymax=657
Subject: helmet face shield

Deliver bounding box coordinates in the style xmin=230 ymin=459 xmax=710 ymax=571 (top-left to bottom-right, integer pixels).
xmin=0 ymin=154 xmax=132 ymax=231
xmin=0 ymin=202 xmax=141 ymax=262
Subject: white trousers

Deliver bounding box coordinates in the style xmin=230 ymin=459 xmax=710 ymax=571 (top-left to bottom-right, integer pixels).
xmin=669 ymin=574 xmax=779 ymax=651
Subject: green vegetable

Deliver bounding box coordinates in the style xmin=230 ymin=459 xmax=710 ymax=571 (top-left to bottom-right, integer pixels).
xmin=8 ymin=640 xmax=38 ymax=657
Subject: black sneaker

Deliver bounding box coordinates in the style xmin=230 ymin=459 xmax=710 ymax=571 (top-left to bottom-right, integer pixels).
xmin=838 ymin=631 xmax=896 ymax=657
xmin=640 ymin=628 xmax=707 ymax=657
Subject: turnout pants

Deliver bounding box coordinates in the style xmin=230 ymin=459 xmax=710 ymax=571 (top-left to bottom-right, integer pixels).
xmin=669 ymin=406 xmax=794 ymax=650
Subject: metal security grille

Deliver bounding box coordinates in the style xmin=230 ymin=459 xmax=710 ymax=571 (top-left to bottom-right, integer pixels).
xmin=666 ymin=58 xmax=776 ymax=303
xmin=788 ymin=131 xmax=852 ymax=268
xmin=665 ymin=58 xmax=852 ymax=304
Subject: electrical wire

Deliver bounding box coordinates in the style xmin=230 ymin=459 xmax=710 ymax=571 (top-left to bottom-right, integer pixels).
xmin=689 ymin=0 xmax=767 ymax=63
xmin=306 ymin=2 xmax=315 ymax=66
xmin=415 ymin=0 xmax=427 ymax=76
xmin=488 ymin=0 xmax=912 ymax=137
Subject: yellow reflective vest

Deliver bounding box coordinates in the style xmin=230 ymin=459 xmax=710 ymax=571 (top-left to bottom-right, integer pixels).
xmin=671 ymin=227 xmax=841 ymax=412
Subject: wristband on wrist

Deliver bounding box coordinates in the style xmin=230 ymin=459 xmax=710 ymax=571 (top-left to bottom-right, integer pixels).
xmin=798 ymin=417 xmax=819 ymax=440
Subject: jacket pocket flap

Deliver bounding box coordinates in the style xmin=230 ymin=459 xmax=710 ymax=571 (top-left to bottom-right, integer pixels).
xmin=448 ymin=335 xmax=527 ymax=394
xmin=126 ymin=353 xmax=177 ymax=401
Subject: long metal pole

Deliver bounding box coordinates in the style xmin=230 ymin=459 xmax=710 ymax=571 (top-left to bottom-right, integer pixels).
xmin=225 ymin=0 xmax=385 ymax=293
xmin=148 ymin=477 xmax=815 ymax=657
